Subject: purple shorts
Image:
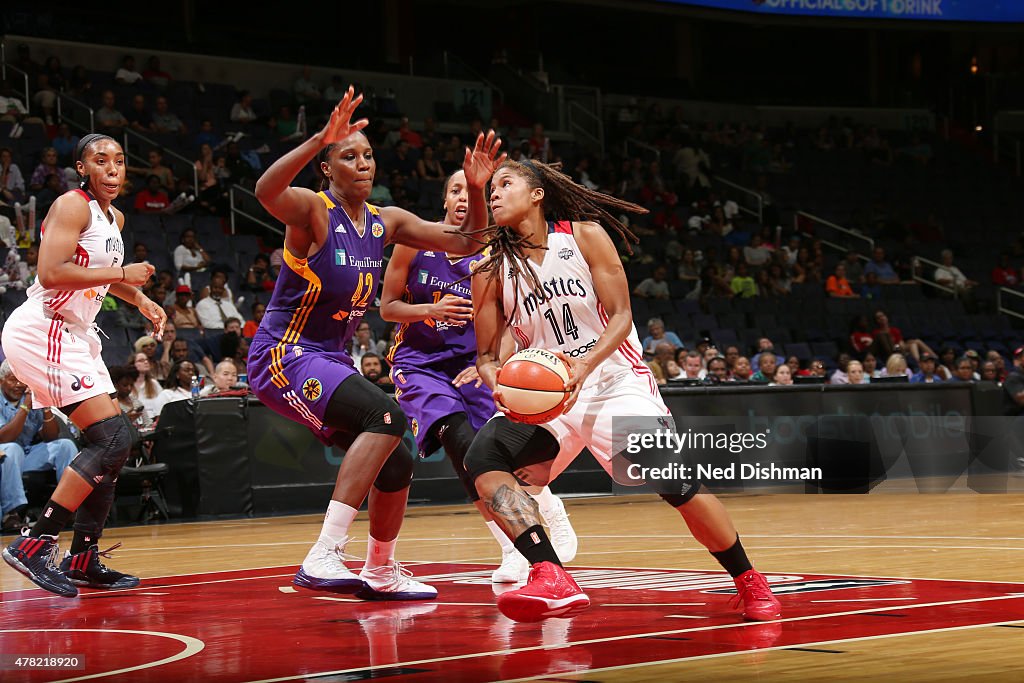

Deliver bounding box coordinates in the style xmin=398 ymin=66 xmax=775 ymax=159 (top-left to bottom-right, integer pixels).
xmin=390 ymin=362 xmax=495 ymax=458
xmin=247 ymin=340 xmax=358 ymax=444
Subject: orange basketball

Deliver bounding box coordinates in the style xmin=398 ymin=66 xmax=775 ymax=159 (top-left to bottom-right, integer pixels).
xmin=497 ymin=348 xmax=571 ymax=424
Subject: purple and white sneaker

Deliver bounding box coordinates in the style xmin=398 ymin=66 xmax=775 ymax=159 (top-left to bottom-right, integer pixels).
xmin=293 ymin=535 xmax=364 ymax=593
xmin=356 ymin=561 xmax=437 ymax=601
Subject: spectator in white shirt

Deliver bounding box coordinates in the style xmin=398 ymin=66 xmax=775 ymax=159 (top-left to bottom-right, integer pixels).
xmin=933 ymin=249 xmax=977 ymax=293
xmin=195 ymin=282 xmax=243 ymax=331
xmin=633 ymin=265 xmax=671 ymax=299
xmin=115 ymin=55 xmax=144 ymax=85
xmin=743 ymin=234 xmax=772 ymax=267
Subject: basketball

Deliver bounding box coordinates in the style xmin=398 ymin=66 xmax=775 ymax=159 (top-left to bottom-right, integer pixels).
xmin=497 ymin=348 xmax=571 ymax=424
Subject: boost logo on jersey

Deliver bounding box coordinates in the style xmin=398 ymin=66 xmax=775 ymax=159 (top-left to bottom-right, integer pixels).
xmin=301 ymin=377 xmax=323 ymax=402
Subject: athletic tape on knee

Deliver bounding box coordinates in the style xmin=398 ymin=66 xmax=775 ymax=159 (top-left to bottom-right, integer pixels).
xmin=68 ymin=415 xmax=133 ymax=487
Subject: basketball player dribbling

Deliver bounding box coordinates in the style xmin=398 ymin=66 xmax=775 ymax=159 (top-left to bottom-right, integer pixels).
xmin=3 ymin=134 xmax=165 ymax=597
xmin=248 ymin=88 xmax=505 ymax=600
xmin=380 ymin=169 xmax=578 ymax=584
xmin=464 ymin=159 xmax=782 ymax=622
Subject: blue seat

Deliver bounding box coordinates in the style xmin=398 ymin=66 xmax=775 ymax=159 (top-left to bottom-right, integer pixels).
xmin=811 ymin=341 xmax=839 ymax=359
xmin=785 ymin=342 xmax=812 ymax=362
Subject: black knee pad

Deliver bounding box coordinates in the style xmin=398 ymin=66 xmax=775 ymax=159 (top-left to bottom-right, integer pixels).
xmin=464 ymin=417 xmax=559 ymax=483
xmin=68 ymin=415 xmax=133 ymax=487
xmin=373 ymin=439 xmax=414 ymax=493
xmin=74 ymin=483 xmax=116 ymax=537
xmin=323 ymin=375 xmax=408 ymax=439
xmin=436 ymin=413 xmax=480 ymax=501
xmin=659 ymin=481 xmax=704 ymax=508
xmin=369 ymin=402 xmax=408 ymax=439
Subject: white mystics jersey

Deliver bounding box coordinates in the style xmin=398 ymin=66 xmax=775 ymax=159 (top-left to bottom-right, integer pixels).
xmin=501 ymin=220 xmax=657 ymax=394
xmin=27 ymin=189 xmax=125 ymax=327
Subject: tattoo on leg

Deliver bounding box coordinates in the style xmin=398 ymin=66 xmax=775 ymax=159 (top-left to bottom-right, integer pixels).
xmin=486 ymin=484 xmax=542 ymax=537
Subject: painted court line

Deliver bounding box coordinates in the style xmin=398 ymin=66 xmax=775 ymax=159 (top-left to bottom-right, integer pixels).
xmin=240 ymin=592 xmax=1024 ymax=683
xmin=0 ymin=629 xmax=205 ymax=683
xmin=495 ymin=618 xmax=1024 ymax=682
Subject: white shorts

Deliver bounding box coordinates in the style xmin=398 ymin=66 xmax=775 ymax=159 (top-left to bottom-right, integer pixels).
xmin=542 ymin=365 xmax=673 ymax=481
xmin=1 ymin=301 xmax=114 ymax=409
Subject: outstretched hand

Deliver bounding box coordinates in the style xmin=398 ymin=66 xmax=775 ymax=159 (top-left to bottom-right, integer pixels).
xmin=319 ymin=87 xmax=370 ymax=146
xmin=463 ymin=130 xmax=506 ymax=189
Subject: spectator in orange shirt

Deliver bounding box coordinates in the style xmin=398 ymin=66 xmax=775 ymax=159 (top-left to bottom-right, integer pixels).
xmin=826 ymin=263 xmax=858 ymax=298
xmin=242 ymin=301 xmax=265 ymax=339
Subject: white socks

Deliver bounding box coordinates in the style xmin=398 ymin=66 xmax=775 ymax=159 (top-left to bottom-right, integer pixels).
xmin=320 ymin=500 xmax=358 ymax=545
xmin=486 ymin=520 xmax=515 ymax=551
xmin=365 ymin=535 xmax=397 ymax=569
xmin=529 ymin=486 xmax=558 ymax=513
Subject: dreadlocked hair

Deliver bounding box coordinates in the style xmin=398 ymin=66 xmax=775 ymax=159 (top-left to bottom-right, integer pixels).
xmin=455 ymin=158 xmax=647 ymax=325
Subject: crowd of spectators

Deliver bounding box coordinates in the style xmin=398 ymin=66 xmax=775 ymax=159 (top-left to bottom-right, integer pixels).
xmin=2 ymin=42 xmax=1024 ymax=526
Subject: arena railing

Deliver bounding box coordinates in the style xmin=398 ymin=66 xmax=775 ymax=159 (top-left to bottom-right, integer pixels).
xmin=794 ymin=210 xmax=873 ymax=256
xmin=554 ymin=84 xmax=604 ymax=156
xmin=714 ymin=176 xmax=763 ymax=224
xmin=912 ymin=255 xmax=957 ymax=298
xmin=55 ymin=92 xmax=94 ymax=133
xmin=121 ymin=128 xmax=199 ymax=201
xmin=623 ymin=137 xmax=660 ymax=162
xmin=0 ymin=61 xmax=31 ymax=117
xmin=229 ymin=185 xmax=282 ymax=237
xmin=997 ymin=287 xmax=1024 ymax=321
xmin=440 ymin=51 xmax=505 ymax=105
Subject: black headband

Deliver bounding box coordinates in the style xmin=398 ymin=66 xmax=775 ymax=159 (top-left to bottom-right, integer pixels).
xmin=74 ymin=133 xmax=113 ymax=163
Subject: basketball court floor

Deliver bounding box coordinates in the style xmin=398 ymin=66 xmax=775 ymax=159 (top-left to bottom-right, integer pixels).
xmin=1 ymin=493 xmax=1023 ymax=681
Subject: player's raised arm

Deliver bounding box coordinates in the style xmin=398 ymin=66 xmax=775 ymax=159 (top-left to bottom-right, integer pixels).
xmin=381 ymin=131 xmax=505 ymax=255
xmin=255 ymin=87 xmax=367 ymax=230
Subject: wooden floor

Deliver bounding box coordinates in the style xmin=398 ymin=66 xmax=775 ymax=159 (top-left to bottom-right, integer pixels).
xmin=2 ymin=492 xmax=1023 ymax=681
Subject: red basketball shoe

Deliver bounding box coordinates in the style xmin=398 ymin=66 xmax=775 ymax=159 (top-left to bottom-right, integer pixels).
xmin=496 ymin=561 xmax=590 ymax=622
xmin=731 ymin=569 xmax=782 ymax=621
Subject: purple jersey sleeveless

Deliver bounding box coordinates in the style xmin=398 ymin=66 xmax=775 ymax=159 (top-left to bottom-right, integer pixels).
xmin=387 ymin=250 xmax=495 ymax=458
xmin=249 ymin=192 xmax=386 ymax=441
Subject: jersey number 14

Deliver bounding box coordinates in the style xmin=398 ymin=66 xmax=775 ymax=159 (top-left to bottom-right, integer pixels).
xmin=543 ymin=303 xmax=579 ymax=345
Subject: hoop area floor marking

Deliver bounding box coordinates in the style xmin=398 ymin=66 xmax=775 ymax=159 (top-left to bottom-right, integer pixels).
xmin=0 ymin=564 xmax=1021 ymax=682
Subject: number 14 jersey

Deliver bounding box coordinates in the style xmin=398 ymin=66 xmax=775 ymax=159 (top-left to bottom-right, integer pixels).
xmin=501 ymin=221 xmax=655 ymax=393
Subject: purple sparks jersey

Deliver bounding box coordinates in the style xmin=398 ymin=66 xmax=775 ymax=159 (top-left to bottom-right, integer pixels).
xmin=387 ymin=250 xmax=482 ymax=371
xmin=386 ymin=249 xmax=494 ymax=458
xmin=248 ymin=192 xmax=386 ymax=438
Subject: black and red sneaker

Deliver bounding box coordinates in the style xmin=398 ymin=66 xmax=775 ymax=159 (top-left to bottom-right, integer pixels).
xmin=496 ymin=561 xmax=590 ymax=622
xmin=3 ymin=533 xmax=78 ymax=597
xmin=60 ymin=543 xmax=140 ymax=590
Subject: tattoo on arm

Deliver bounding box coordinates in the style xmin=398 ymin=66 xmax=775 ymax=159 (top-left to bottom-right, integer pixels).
xmin=486 ymin=484 xmax=542 ymax=537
